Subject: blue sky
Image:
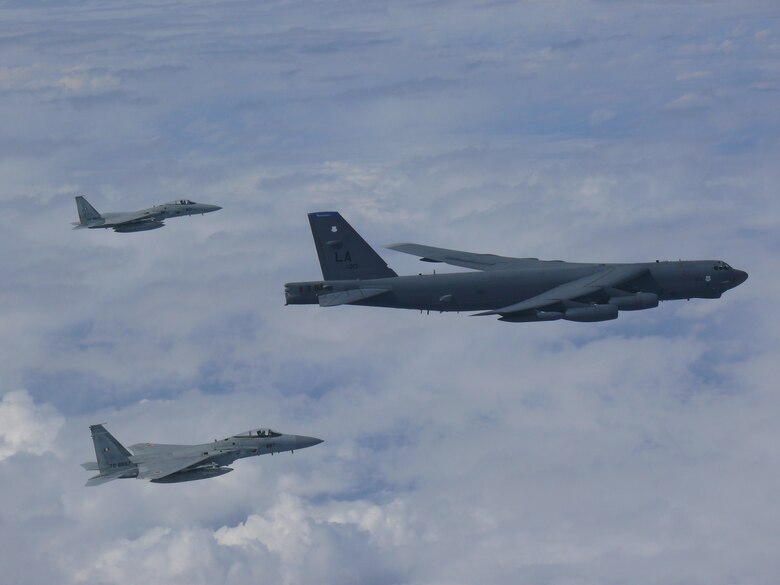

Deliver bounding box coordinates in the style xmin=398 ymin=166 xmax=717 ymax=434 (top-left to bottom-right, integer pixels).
xmin=0 ymin=1 xmax=778 ymax=584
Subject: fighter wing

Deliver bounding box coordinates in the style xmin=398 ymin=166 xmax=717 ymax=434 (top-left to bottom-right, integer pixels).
xmin=386 ymin=243 xmax=540 ymax=271
xmin=475 ymin=265 xmax=649 ymax=316
xmin=136 ymin=454 xmax=214 ymax=481
xmin=102 ymin=210 xmax=157 ymax=226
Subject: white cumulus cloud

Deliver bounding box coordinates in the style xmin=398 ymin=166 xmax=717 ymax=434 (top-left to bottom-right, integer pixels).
xmin=0 ymin=390 xmax=63 ymax=461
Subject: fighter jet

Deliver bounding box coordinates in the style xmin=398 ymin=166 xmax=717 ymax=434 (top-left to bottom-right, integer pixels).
xmin=82 ymin=424 xmax=322 ymax=486
xmin=284 ymin=211 xmax=748 ymax=323
xmin=72 ymin=195 xmax=221 ymax=232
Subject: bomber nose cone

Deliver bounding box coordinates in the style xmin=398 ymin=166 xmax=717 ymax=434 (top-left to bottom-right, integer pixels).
xmin=732 ymin=269 xmax=748 ymax=286
xmin=295 ymin=435 xmax=324 ymax=450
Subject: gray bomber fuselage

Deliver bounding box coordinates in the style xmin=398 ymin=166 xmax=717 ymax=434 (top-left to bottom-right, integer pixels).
xmin=286 ymin=260 xmax=748 ymax=313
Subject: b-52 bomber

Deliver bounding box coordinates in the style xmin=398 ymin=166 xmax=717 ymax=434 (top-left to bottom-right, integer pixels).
xmin=285 ymin=211 xmax=748 ymax=323
xmin=72 ymin=195 xmax=221 ymax=232
xmin=82 ymin=424 xmax=322 ymax=486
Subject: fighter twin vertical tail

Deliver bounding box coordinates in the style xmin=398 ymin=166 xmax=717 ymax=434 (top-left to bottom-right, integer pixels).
xmin=308 ymin=212 xmax=397 ymax=280
xmin=75 ymin=196 xmax=102 ymax=224
xmin=85 ymin=424 xmax=136 ymax=485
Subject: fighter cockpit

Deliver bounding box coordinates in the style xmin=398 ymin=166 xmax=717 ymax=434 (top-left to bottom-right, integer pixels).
xmin=714 ymin=261 xmax=733 ymax=271
xmin=170 ymin=199 xmax=195 ymax=205
xmin=232 ymin=428 xmax=282 ymax=439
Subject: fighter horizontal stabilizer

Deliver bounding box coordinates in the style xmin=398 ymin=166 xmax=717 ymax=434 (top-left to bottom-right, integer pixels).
xmin=85 ymin=468 xmax=135 ymax=487
xmin=386 ymin=243 xmax=540 ymax=271
xmin=318 ymin=288 xmax=390 ymax=307
xmin=475 ymin=265 xmax=648 ymax=316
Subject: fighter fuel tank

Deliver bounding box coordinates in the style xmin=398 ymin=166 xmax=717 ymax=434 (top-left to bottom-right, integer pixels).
xmin=114 ymin=222 xmax=164 ymax=233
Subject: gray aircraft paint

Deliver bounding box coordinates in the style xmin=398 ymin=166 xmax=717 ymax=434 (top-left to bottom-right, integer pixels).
xmin=82 ymin=424 xmax=323 ymax=486
xmin=285 ymin=212 xmax=748 ymax=322
xmin=72 ymin=195 xmax=221 ymax=232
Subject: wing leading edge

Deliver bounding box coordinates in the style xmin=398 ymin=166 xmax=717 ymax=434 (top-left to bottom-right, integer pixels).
xmin=386 ymin=243 xmax=540 ymax=271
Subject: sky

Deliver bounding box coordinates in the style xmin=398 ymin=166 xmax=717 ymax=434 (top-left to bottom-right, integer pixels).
xmin=0 ymin=0 xmax=778 ymax=583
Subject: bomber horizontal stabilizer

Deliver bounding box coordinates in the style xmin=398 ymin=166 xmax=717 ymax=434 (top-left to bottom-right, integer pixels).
xmin=318 ymin=288 xmax=390 ymax=307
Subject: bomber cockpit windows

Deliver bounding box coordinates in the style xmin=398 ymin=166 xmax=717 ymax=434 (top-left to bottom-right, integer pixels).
xmin=714 ymin=261 xmax=733 ymax=271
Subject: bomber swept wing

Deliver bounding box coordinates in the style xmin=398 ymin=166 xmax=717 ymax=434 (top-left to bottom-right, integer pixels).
xmin=475 ymin=265 xmax=649 ymax=317
xmin=386 ymin=243 xmax=541 ymax=271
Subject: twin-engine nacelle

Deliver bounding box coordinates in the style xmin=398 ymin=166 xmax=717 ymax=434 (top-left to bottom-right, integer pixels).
xmin=564 ymin=293 xmax=659 ymax=321
xmin=500 ymin=305 xmax=618 ymax=323
xmin=608 ymin=292 xmax=659 ymax=311
xmin=498 ymin=292 xmax=660 ymax=323
xmin=563 ymin=304 xmax=619 ymax=322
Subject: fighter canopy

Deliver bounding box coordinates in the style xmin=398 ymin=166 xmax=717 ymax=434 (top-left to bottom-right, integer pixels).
xmin=232 ymin=428 xmax=282 ymax=438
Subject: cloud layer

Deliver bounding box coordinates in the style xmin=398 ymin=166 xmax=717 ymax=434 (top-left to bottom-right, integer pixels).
xmin=0 ymin=1 xmax=778 ymax=584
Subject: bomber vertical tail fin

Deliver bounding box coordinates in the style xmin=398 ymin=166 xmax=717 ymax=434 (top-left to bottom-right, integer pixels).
xmin=75 ymin=196 xmax=102 ymax=225
xmin=308 ymin=212 xmax=397 ymax=280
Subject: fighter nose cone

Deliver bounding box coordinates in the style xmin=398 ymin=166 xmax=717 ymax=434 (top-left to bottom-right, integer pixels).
xmin=295 ymin=435 xmax=324 ymax=449
xmin=206 ymin=204 xmax=222 ymax=212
